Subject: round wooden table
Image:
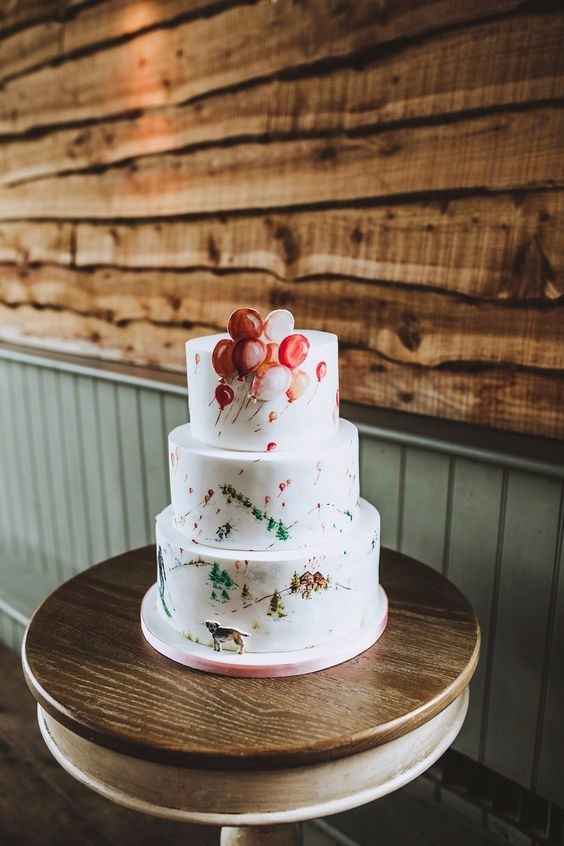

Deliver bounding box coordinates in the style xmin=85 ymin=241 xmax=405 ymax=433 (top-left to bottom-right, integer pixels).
xmin=22 ymin=546 xmax=479 ymax=846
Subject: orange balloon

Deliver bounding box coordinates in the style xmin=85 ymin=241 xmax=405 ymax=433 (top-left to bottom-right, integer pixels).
xmin=286 ymin=369 xmax=310 ymax=403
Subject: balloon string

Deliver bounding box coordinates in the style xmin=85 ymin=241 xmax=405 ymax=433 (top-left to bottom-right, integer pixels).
xmin=307 ymin=382 xmax=319 ymax=406
xmin=247 ymin=400 xmax=264 ymax=421
xmin=232 ymin=387 xmax=249 ymax=423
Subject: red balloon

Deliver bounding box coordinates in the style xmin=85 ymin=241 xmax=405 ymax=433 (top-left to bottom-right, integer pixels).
xmin=279 ymin=334 xmax=310 ymax=369
xmin=212 ymin=339 xmax=236 ymax=378
xmin=232 ymin=338 xmax=266 ymax=375
xmin=228 ymin=308 xmax=263 ymax=341
xmin=315 ymin=361 xmax=327 ymax=382
xmin=215 ymin=383 xmax=234 ymax=410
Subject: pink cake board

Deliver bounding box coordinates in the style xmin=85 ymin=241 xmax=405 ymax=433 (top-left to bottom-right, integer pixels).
xmin=140 ymin=584 xmax=388 ymax=678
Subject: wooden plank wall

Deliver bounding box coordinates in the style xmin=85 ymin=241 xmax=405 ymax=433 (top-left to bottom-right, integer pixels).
xmin=1 ymin=351 xmax=563 ymax=806
xmin=1 ymin=0 xmax=564 ymax=438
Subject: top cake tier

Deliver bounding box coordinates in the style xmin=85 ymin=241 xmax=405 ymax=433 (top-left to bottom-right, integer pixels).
xmin=186 ymin=321 xmax=339 ymax=452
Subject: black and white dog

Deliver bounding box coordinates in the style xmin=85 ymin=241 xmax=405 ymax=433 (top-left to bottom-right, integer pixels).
xmin=205 ymin=620 xmax=250 ymax=654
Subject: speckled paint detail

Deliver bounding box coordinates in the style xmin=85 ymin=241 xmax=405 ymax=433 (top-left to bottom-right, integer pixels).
xmin=169 ymin=420 xmax=359 ymax=551
xmin=186 ymin=331 xmax=339 ymax=452
xmin=155 ymin=499 xmax=381 ymax=654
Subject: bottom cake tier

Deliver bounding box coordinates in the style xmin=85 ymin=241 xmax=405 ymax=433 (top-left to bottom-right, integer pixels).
xmin=153 ymin=498 xmax=382 ymax=655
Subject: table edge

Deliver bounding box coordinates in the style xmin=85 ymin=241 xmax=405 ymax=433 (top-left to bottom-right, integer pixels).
xmin=21 ymin=554 xmax=481 ymax=770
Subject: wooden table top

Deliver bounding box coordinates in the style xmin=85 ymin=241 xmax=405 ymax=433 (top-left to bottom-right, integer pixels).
xmin=23 ymin=546 xmax=479 ymax=770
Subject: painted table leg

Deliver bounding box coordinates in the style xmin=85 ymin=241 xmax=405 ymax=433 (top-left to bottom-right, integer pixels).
xmin=220 ymin=824 xmax=301 ymax=845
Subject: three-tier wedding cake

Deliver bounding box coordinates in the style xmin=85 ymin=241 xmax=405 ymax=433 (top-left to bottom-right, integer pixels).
xmin=140 ymin=307 xmax=387 ymax=677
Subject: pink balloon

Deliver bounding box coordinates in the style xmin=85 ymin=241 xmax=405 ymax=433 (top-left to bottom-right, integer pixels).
xmin=264 ymin=309 xmax=294 ymax=342
xmin=250 ymin=364 xmax=291 ymax=401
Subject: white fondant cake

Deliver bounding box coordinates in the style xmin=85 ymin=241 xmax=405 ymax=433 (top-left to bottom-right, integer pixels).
xmin=148 ymin=307 xmax=385 ymax=675
xmin=156 ymin=500 xmax=381 ymax=653
xmin=186 ymin=330 xmax=339 ymax=452
xmin=168 ymin=420 xmax=359 ymax=551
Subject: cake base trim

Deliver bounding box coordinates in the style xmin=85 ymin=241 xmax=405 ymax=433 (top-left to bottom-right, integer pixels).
xmin=141 ymin=583 xmax=388 ymax=678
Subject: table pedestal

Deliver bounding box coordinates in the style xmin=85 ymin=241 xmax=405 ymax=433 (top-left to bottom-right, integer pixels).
xmin=36 ymin=692 xmax=467 ymax=834
xmin=220 ymin=825 xmax=300 ymax=846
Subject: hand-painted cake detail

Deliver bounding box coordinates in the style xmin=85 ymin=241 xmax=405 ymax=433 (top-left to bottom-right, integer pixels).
xmin=210 ymin=309 xmax=315 ymax=434
xmin=219 ymin=484 xmax=292 ymax=541
xmin=157 ymin=545 xmax=173 ymax=618
xmin=208 ymin=561 xmax=238 ymax=602
xmin=206 ymin=620 xmax=249 ymax=653
xmin=151 ymin=306 xmax=384 ymax=669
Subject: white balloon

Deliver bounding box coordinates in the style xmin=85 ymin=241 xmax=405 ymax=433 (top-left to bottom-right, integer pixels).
xmin=251 ymin=365 xmax=291 ymax=401
xmin=264 ymin=309 xmax=294 ymax=343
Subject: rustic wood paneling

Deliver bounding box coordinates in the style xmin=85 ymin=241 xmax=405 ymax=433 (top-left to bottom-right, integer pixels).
xmin=400 ymin=448 xmax=451 ymax=571
xmin=0 ymin=2 xmax=563 ymax=436
xmin=138 ymin=390 xmax=168 ymax=533
xmin=0 ymin=361 xmax=27 ymax=570
xmin=536 ymin=501 xmax=564 ymax=805
xmin=96 ymin=380 xmax=129 ymax=557
xmin=360 ymin=439 xmax=403 ymax=550
xmin=3 ymin=12 xmax=563 ymax=185
xmin=446 ymin=459 xmax=504 ymax=761
xmin=484 ymin=471 xmax=562 ymax=787
xmin=2 ymin=107 xmax=563 ymax=220
xmin=75 ymin=375 xmax=110 ymax=564
xmin=116 ymin=384 xmax=151 ymax=548
xmin=0 ymin=0 xmax=524 ymax=133
xmin=1 ymin=191 xmax=563 ymax=301
xmin=57 ymin=370 xmax=93 ymax=569
xmin=2 ymin=265 xmax=563 ymax=368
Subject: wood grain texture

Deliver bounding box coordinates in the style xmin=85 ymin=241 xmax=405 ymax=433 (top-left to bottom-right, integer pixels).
xmin=339 ymin=350 xmax=564 ymax=441
xmin=0 ymin=0 xmax=225 ymax=84
xmin=0 ymin=0 xmax=523 ymax=134
xmin=2 ymin=107 xmax=563 ymax=219
xmin=23 ymin=545 xmax=479 ymax=769
xmin=2 ymin=264 xmax=564 ymax=368
xmin=3 ymin=12 xmax=563 ymax=187
xmin=1 ymin=190 xmax=563 ymax=301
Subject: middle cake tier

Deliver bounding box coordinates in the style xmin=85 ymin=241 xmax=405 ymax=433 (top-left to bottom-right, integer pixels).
xmin=169 ymin=419 xmax=359 ymax=551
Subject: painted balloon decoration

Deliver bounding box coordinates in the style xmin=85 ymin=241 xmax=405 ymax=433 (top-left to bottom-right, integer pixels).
xmin=232 ymin=338 xmax=266 ymax=375
xmin=211 ymin=308 xmax=317 ymax=424
xmin=308 ymin=360 xmax=327 ymax=404
xmin=214 ymin=383 xmax=234 ymax=423
xmin=228 ymin=307 xmax=263 ymax=341
xmin=250 ymin=364 xmax=291 ymax=401
xmin=212 ymin=339 xmax=236 ymax=378
xmin=279 ymin=334 xmax=310 ymax=369
xmin=286 ymin=369 xmax=309 ymax=403
xmin=263 ymin=309 xmax=294 ymax=342
xmin=316 ymin=361 xmax=327 ymax=383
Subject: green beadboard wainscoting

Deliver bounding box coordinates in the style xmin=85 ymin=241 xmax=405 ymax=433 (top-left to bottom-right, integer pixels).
xmin=1 ymin=344 xmax=563 ymax=808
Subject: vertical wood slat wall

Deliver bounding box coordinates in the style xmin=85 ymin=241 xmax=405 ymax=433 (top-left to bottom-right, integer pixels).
xmin=1 ymin=353 xmax=563 ymax=806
